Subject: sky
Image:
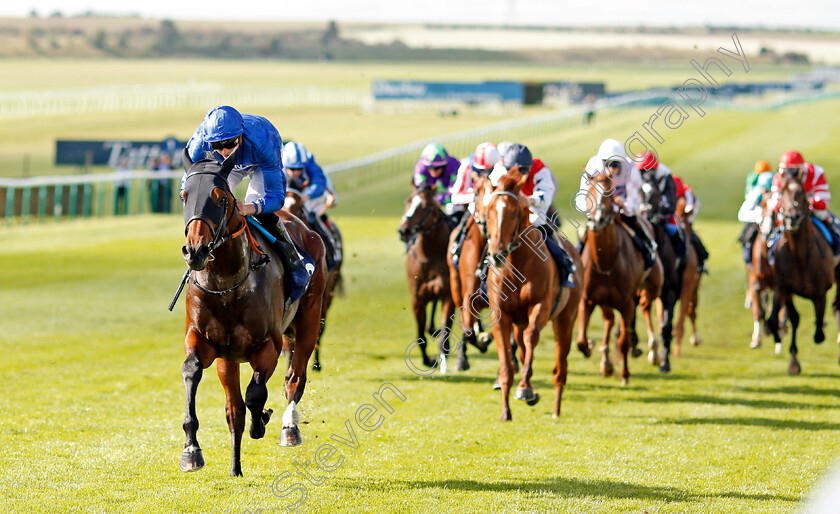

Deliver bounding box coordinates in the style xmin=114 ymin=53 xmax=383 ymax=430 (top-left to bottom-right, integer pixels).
xmin=2 ymin=0 xmax=839 ymax=31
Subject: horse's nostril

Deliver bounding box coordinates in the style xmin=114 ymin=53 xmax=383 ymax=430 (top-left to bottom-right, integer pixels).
xmin=181 ymin=245 xmax=190 ymax=258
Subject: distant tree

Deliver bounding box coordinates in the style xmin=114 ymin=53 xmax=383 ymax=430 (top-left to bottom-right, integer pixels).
xmin=91 ymin=30 xmax=107 ymax=50
xmin=322 ymin=20 xmax=339 ymax=45
xmin=118 ymin=30 xmax=130 ymax=49
xmin=153 ymin=19 xmax=181 ymax=54
xmin=29 ymin=9 xmax=38 ymax=18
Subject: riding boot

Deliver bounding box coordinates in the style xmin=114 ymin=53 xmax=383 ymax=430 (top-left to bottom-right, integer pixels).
xmin=740 ymin=223 xmax=758 ymax=264
xmin=691 ymin=232 xmax=710 ymax=273
xmin=537 ymin=225 xmax=576 ymax=287
xmin=826 ymin=212 xmax=840 ymax=255
xmin=255 ymin=212 xmax=308 ymax=292
xmin=307 ymin=211 xmax=336 ymax=270
xmin=622 ymin=214 xmax=656 ymax=269
xmin=449 ymin=214 xmax=472 ymax=267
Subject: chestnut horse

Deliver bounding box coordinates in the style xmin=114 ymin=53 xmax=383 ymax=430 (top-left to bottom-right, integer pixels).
xmin=482 ymin=173 xmax=583 ymax=420
xmin=398 ymin=186 xmax=455 ymax=370
xmin=745 ymin=196 xmax=781 ymax=351
xmin=577 ymin=172 xmax=663 ymax=385
xmin=765 ymin=177 xmax=835 ymax=374
xmin=180 ymin=151 xmax=326 ymax=476
xmin=672 ymin=197 xmax=701 ymax=355
xmin=447 ymin=211 xmax=495 ymax=371
xmin=283 ymin=188 xmax=344 ymax=372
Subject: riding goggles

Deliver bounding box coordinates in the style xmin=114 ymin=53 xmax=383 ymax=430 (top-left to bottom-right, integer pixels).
xmin=210 ymin=136 xmax=240 ymax=150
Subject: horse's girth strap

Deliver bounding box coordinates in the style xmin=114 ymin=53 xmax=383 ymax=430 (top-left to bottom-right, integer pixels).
xmin=241 ymin=220 xmax=267 ymax=255
xmin=616 ymin=220 xmax=636 ymax=239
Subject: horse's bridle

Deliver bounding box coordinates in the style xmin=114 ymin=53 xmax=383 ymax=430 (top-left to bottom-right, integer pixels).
xmin=779 ymin=195 xmax=806 ymax=231
xmin=487 ymin=191 xmax=524 ymax=258
xmin=400 ymin=195 xmax=444 ymax=244
xmin=184 ymin=183 xmax=250 ymax=295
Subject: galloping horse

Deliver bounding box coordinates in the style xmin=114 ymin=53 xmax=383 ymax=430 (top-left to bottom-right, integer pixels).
xmin=283 ymin=188 xmax=344 ymax=372
xmin=765 ymin=177 xmax=835 ymax=374
xmin=639 ymin=175 xmax=684 ymax=372
xmin=446 ymin=214 xmax=495 ymax=370
xmin=746 ymin=196 xmax=780 ymax=351
xmin=672 ymin=196 xmax=701 ymax=355
xmin=482 ymin=173 xmax=582 ymax=420
xmin=180 ymin=150 xmax=326 ymax=476
xmin=398 ymin=186 xmax=455 ymax=370
xmin=577 ymin=172 xmax=663 ymax=385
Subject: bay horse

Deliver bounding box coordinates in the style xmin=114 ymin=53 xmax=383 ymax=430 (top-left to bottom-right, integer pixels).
xmin=180 ymin=150 xmax=326 ymax=476
xmin=482 ymin=173 xmax=583 ymax=420
xmin=283 ymin=188 xmax=344 ymax=372
xmin=577 ymin=172 xmax=663 ymax=385
xmin=672 ymin=197 xmax=702 ymax=355
xmin=398 ymin=185 xmax=455 ymax=370
xmin=765 ymin=177 xmax=835 ymax=374
xmin=640 ymin=175 xmax=684 ymax=373
xmin=745 ymin=195 xmax=782 ymax=351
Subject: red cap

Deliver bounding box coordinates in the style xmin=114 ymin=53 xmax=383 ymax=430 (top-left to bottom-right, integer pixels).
xmin=779 ymin=150 xmax=805 ymax=168
xmin=637 ymin=151 xmax=658 ymax=171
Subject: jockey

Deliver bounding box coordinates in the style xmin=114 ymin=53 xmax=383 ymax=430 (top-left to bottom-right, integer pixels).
xmin=737 ymin=165 xmax=775 ymax=263
xmin=769 ymin=150 xmax=840 ymax=254
xmin=184 ymin=105 xmax=306 ymax=281
xmin=282 ymin=141 xmax=340 ymax=269
xmin=449 ymin=142 xmax=501 ymax=265
xmin=673 ymin=175 xmax=710 ymax=272
xmin=576 ymin=139 xmax=657 ymax=269
xmin=489 ymin=143 xmax=576 ymax=287
xmin=746 ymin=160 xmax=773 ymax=197
xmin=636 ymin=151 xmax=685 ymax=260
xmin=413 ymin=143 xmax=461 ymax=225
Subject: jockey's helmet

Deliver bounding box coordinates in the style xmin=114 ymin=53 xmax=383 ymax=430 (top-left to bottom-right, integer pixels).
xmin=204 ymin=106 xmax=245 ymax=142
xmin=282 ymin=141 xmax=310 ymax=170
xmin=420 ymin=143 xmax=448 ymax=168
xmin=779 ymin=150 xmax=805 ymax=180
xmin=637 ymin=151 xmax=659 ymax=172
xmin=502 ymin=143 xmax=533 ymax=173
xmin=472 ymin=142 xmax=500 ymax=173
xmin=754 ymin=160 xmax=772 ymax=173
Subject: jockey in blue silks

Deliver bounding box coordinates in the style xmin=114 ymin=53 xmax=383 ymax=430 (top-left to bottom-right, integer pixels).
xmin=282 ymin=141 xmax=341 ymax=270
xmin=184 ymin=105 xmax=307 ymax=290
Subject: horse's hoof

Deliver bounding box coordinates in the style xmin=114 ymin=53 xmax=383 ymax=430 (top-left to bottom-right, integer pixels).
xmin=775 ymin=343 xmax=783 ymax=355
xmin=422 ymin=356 xmax=436 ymax=368
xmin=788 ymin=360 xmax=801 ymax=375
xmin=659 ymin=360 xmax=671 ymax=373
xmin=648 ymin=350 xmax=660 ymax=366
xmin=631 ymin=347 xmax=643 ymax=358
xmin=312 ymin=362 xmax=322 ymax=372
xmin=279 ymin=427 xmax=303 ymax=447
xmin=180 ymin=446 xmax=205 ymax=472
xmin=600 ymin=361 xmax=614 ymax=377
xmin=621 ymin=377 xmax=629 ymax=387
xmin=750 ymin=339 xmax=761 ymax=349
xmin=455 ymin=354 xmax=470 ymax=372
xmin=472 ymin=336 xmax=490 ymax=353
xmin=577 ymin=341 xmax=592 ymax=358
xmin=815 ymin=331 xmax=826 ymax=345
xmin=477 ymin=332 xmax=494 ymax=350
xmin=514 ymin=388 xmax=539 ymax=405
xmin=500 ymin=410 xmax=512 ymax=422
xmin=690 ymin=334 xmax=702 ymax=346
xmin=492 ymin=379 xmax=501 ymax=390
xmin=673 ymin=345 xmax=681 ymax=357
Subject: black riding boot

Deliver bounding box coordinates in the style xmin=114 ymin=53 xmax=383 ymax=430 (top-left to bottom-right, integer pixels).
xmin=621 ymin=214 xmax=656 ymax=269
xmin=255 ymin=212 xmax=305 ymax=276
xmin=691 ymin=233 xmax=710 ymax=272
xmin=307 ymin=211 xmax=336 ymax=270
xmin=449 ymin=214 xmax=472 ymax=267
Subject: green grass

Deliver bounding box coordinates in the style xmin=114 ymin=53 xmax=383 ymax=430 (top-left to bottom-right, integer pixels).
xmin=1 ymin=212 xmax=839 ymax=513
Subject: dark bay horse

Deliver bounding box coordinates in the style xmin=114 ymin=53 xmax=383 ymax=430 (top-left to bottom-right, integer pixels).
xmin=283 ymin=188 xmax=344 ymax=372
xmin=577 ymin=172 xmax=663 ymax=385
xmin=398 ymin=186 xmax=455 ymax=370
xmin=483 ymin=173 xmax=583 ymax=420
xmin=180 ymin=151 xmax=326 ymax=476
xmin=640 ymin=176 xmax=684 ymax=372
xmin=766 ymin=177 xmax=835 ymax=374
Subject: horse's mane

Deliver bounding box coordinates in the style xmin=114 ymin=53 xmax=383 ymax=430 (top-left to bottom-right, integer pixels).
xmin=497 ymin=173 xmax=525 ymax=194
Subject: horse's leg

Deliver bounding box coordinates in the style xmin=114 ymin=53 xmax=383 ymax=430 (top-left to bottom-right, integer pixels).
xmin=835 ymin=265 xmax=840 ymax=348
xmin=217 ymin=359 xmax=246 ymax=477
xmin=640 ymin=292 xmax=660 ymax=365
xmin=412 ymin=297 xmax=434 ymax=368
xmin=281 ymin=290 xmax=322 ymax=447
xmin=515 ymin=314 xmax=543 ymax=406
xmin=576 ymin=298 xmax=594 ymax=358
xmin=246 ymin=341 xmax=280 ymax=441
xmin=600 ymin=307 xmax=615 ymax=377
xmin=180 ymin=331 xmax=217 ymax=472
xmin=787 ymin=298 xmax=801 ymax=375
xmin=659 ymin=285 xmax=679 ymax=374
xmin=493 ymin=313 xmax=515 ymax=421
xmin=439 ymin=295 xmax=459 ymax=372
xmin=629 ymin=297 xmax=642 ymax=358
xmin=749 ymin=275 xmax=764 ymax=349
xmin=617 ymin=301 xmax=636 ymax=386
xmin=427 ymin=299 xmax=438 ymax=336
xmin=552 ymin=300 xmax=577 ymax=418
xmin=814 ymin=294 xmax=827 ymax=345
xmin=689 ymin=279 xmax=702 ymax=346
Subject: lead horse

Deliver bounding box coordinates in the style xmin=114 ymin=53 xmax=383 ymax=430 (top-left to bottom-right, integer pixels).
xmin=765 ymin=177 xmax=835 ymax=374
xmin=179 ymin=150 xmax=326 ymax=476
xmin=482 ymin=173 xmax=583 ymax=420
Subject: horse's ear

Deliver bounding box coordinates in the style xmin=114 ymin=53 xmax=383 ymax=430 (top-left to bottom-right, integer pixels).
xmin=182 ymin=148 xmax=193 ymax=171
xmin=220 ymin=146 xmax=240 ymax=179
